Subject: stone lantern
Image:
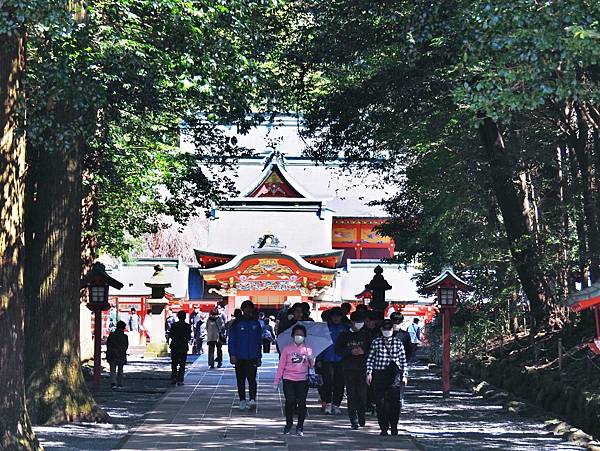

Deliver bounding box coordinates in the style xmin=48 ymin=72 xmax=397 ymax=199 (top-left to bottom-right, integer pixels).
xmin=82 ymin=262 xmax=123 ymax=390
xmin=365 ymin=265 xmax=392 ymax=313
xmin=144 ymin=264 xmax=171 ymax=356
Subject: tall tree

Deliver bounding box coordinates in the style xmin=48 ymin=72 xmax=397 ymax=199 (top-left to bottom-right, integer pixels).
xmin=22 ymin=0 xmax=279 ymax=423
xmin=0 ymin=5 xmax=40 ymax=449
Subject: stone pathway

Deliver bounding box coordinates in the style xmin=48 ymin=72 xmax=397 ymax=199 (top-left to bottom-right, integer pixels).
xmin=35 ymin=351 xmax=588 ymax=450
xmin=119 ymin=353 xmax=418 ymax=450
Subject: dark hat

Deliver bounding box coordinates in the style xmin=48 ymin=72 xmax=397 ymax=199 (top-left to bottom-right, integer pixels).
xmin=240 ymin=300 xmax=255 ymax=310
xmin=350 ymin=311 xmax=366 ymax=322
xmin=329 ymin=307 xmax=343 ymax=317
xmin=390 ymin=312 xmax=403 ymax=323
xmin=381 ymin=319 xmax=394 ymax=330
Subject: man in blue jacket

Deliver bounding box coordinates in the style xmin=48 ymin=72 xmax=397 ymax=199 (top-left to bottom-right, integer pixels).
xmin=228 ymin=300 xmax=262 ymax=411
xmin=319 ymin=307 xmax=349 ymax=415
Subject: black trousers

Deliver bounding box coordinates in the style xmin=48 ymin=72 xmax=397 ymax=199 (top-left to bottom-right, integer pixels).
xmin=283 ymin=379 xmax=308 ymax=428
xmin=207 ymin=341 xmax=222 ymax=367
xmin=372 ymin=369 xmax=402 ymax=433
xmin=171 ymin=350 xmax=187 ymax=382
xmin=235 ymin=358 xmax=258 ymax=401
xmin=320 ymin=361 xmax=345 ymax=406
xmin=345 ymin=367 xmax=367 ymax=424
xmin=262 ymin=339 xmax=272 ymax=353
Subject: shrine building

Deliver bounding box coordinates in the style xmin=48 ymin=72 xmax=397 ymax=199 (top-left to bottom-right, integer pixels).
xmin=190 ymin=124 xmax=433 ymax=318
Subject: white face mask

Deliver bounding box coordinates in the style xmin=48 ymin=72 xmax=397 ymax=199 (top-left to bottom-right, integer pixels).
xmin=294 ymin=335 xmax=305 ymax=344
xmin=393 ymin=324 xmax=401 ymax=331
xmin=353 ymin=322 xmax=364 ymax=331
xmin=382 ymin=330 xmax=394 ymax=338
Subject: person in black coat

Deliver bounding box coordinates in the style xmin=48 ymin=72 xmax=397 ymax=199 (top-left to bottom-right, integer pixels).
xmin=335 ymin=311 xmax=371 ymax=429
xmin=106 ymin=321 xmax=129 ymax=388
xmin=390 ymin=312 xmax=412 ymax=360
xmin=169 ymin=310 xmax=192 ymax=385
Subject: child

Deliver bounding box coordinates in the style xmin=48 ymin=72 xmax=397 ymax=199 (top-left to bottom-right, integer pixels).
xmin=274 ymin=324 xmax=314 ymax=437
xmin=106 ymin=320 xmax=129 ymax=389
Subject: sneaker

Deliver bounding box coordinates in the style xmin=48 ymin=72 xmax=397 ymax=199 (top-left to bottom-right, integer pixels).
xmin=117 ymin=384 xmax=124 ymax=389
xmin=247 ymin=399 xmax=257 ymax=410
xmin=110 ymin=383 xmax=117 ymax=389
xmin=239 ymin=400 xmax=247 ymax=411
xmin=217 ymin=362 xmax=222 ymax=368
xmin=333 ymin=405 xmax=342 ymax=415
xmin=390 ymin=428 xmax=398 ymax=436
xmin=295 ymin=427 xmax=304 ymax=437
xmin=351 ymin=423 xmax=359 ymax=430
xmin=282 ymin=425 xmax=292 ymax=435
xmin=380 ymin=430 xmax=389 ymax=436
xmin=324 ymin=403 xmax=333 ymax=415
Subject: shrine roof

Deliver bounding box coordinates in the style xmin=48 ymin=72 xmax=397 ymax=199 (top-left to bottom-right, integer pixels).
xmin=567 ymin=282 xmax=600 ymax=312
xmin=106 ymin=258 xmax=189 ymax=298
xmin=194 ymin=248 xmax=344 ymax=269
xmin=421 ymin=267 xmax=473 ymax=292
xmin=197 ymin=248 xmax=338 ymax=276
xmin=239 ymin=152 xmax=316 ymax=200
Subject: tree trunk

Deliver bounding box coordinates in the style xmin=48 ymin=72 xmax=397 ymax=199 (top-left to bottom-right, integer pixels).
xmin=0 ymin=29 xmax=40 ymax=450
xmin=479 ymin=118 xmax=551 ymax=329
xmin=24 ymin=130 xmax=107 ymax=424
xmin=569 ymin=105 xmax=600 ymax=282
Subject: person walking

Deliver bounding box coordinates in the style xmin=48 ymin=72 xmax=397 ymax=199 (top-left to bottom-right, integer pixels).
xmin=106 ymin=320 xmax=128 ymax=389
xmin=275 ymin=299 xmax=292 ymax=335
xmin=335 ymin=311 xmax=371 ymax=429
xmin=165 ymin=307 xmax=176 ymax=344
xmin=364 ymin=310 xmax=381 ymax=416
xmin=228 ymin=300 xmax=262 ymax=411
xmin=274 ymin=324 xmax=315 ymax=437
xmin=262 ymin=317 xmax=275 ymax=353
xmin=407 ymin=318 xmax=422 ymax=362
xmin=169 ymin=310 xmax=192 ymax=386
xmin=391 ymin=312 xmax=412 ymax=360
xmin=366 ymin=319 xmax=408 ymax=436
xmin=277 ymin=302 xmax=304 ymax=336
xmin=206 ymin=308 xmax=225 ymax=369
xmin=319 ymin=307 xmax=349 ymax=415
xmin=128 ymin=307 xmax=141 ymax=345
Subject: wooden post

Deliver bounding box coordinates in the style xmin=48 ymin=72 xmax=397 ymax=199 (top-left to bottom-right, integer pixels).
xmin=93 ymin=307 xmax=102 ymax=390
xmin=558 ymin=338 xmax=563 ymax=371
xmin=442 ymin=308 xmax=452 ymax=398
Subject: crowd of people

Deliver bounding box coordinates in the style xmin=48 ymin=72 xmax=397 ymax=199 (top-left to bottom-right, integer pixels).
xmin=105 ymin=299 xmax=422 ymax=437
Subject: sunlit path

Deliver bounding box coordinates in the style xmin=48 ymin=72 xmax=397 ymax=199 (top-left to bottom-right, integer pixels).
xmin=119 ymin=352 xmax=418 ymax=450
xmin=401 ymin=363 xmax=582 ymax=451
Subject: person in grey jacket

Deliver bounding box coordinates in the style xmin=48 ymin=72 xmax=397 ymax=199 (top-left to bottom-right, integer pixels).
xmin=206 ymin=308 xmax=225 ymax=368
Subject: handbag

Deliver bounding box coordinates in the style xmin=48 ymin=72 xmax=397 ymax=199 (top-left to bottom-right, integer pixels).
xmin=307 ymin=368 xmax=323 ymax=389
xmin=383 ymin=340 xmax=404 ymax=388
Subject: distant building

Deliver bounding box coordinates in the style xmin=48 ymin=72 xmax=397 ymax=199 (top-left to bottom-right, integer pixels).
xmin=107 ymin=116 xmax=435 ymax=324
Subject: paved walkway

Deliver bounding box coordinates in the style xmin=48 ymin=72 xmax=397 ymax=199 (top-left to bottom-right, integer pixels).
xmin=119 ymin=353 xmax=418 ymax=451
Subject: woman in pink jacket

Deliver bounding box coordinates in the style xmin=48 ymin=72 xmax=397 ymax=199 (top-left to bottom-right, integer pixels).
xmin=274 ymin=324 xmax=314 ymax=436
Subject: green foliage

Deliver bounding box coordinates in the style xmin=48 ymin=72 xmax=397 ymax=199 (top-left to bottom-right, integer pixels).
xmin=24 ymin=0 xmax=281 ymax=258
xmin=270 ymin=0 xmax=600 ymax=328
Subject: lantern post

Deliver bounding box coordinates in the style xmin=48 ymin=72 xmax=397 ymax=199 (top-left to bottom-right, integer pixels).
xmin=422 ymin=267 xmax=472 ymax=398
xmin=82 ymin=262 xmax=123 ymax=390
